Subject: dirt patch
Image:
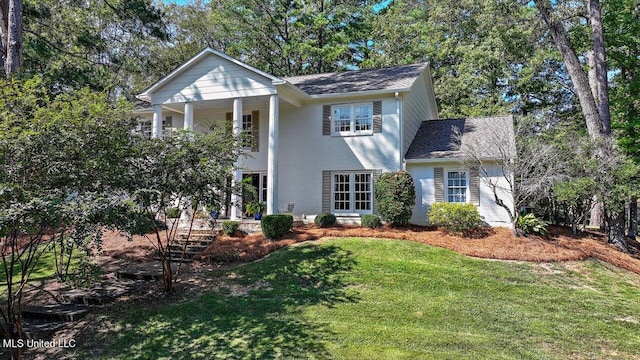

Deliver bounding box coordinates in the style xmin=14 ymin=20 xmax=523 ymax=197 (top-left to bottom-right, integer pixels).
xmin=197 ymin=225 xmax=640 ymax=275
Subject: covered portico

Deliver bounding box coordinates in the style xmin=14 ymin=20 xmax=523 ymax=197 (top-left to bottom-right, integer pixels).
xmin=137 ymin=48 xmax=306 ymax=219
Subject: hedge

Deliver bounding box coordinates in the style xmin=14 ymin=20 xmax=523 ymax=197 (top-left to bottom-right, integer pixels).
xmin=261 ymin=214 xmax=294 ymax=240
xmin=314 ymin=213 xmax=337 ymax=228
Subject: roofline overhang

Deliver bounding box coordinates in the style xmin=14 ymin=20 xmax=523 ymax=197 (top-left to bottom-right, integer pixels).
xmin=404 ymin=157 xmax=511 ymax=164
xmin=136 ymin=47 xmax=285 ymax=103
xmin=307 ymin=88 xmax=411 ymax=99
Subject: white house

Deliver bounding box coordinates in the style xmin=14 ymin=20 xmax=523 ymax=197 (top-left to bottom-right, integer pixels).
xmin=136 ymin=48 xmax=515 ymax=226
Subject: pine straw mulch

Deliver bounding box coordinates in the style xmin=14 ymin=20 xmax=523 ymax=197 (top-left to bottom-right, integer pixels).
xmin=196 ymin=225 xmax=640 ymax=275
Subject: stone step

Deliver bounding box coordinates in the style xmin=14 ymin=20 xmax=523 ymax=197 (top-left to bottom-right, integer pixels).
xmin=22 ymin=304 xmax=89 ymax=322
xmin=60 ymin=280 xmax=141 ymax=305
xmin=173 ymin=238 xmax=214 ymax=246
xmin=177 ymin=230 xmax=219 ymax=237
xmin=168 ymin=244 xmax=207 ymax=254
xmin=116 ymin=262 xmax=169 ymax=281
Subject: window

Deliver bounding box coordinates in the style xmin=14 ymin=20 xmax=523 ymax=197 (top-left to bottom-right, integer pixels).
xmin=241 ymin=114 xmax=254 ymax=149
xmin=332 ymin=103 xmax=373 ymax=135
xmin=446 ymin=171 xmax=468 ymax=203
xmin=332 ymin=172 xmax=373 ymax=213
xmin=137 ymin=116 xmax=173 ymax=139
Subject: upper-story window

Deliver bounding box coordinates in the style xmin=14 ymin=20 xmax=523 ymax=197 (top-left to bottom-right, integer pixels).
xmin=241 ymin=114 xmax=255 ymax=149
xmin=332 ymin=103 xmax=373 ymax=136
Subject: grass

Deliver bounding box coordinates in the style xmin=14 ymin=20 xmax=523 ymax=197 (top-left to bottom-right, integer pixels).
xmin=92 ymin=238 xmax=640 ymax=359
xmin=0 ymin=244 xmax=87 ymax=299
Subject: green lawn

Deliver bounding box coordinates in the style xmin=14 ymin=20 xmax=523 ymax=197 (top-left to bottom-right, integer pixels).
xmin=95 ymin=238 xmax=640 ymax=359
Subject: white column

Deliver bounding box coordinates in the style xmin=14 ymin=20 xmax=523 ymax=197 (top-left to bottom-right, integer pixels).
xmin=184 ymin=102 xmax=194 ymax=131
xmin=152 ymin=104 xmax=163 ymax=139
xmin=267 ymin=94 xmax=279 ymax=215
xmin=230 ymin=98 xmax=244 ymax=220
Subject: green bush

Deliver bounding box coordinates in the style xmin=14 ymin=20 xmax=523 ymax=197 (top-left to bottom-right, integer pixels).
xmin=222 ymin=220 xmax=240 ymax=236
xmin=428 ymin=203 xmax=483 ymax=233
xmin=165 ymin=207 xmax=180 ymax=218
xmin=314 ymin=213 xmax=337 ymax=228
xmin=261 ymin=214 xmax=294 ymax=240
xmin=361 ymin=214 xmax=381 ymax=228
xmin=517 ymin=213 xmax=548 ymax=236
xmin=375 ymin=171 xmax=416 ymax=226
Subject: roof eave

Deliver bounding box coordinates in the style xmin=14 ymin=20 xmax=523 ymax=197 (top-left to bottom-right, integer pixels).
xmin=308 ymin=88 xmax=411 ymax=99
xmin=405 ymin=157 xmax=512 ymax=164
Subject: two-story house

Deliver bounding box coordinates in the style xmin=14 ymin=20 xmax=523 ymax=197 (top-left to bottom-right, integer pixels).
xmin=136 ymin=48 xmax=515 ymax=227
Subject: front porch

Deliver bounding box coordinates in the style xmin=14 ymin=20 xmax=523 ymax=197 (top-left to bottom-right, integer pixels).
xmin=136 ymin=48 xmax=306 ymax=220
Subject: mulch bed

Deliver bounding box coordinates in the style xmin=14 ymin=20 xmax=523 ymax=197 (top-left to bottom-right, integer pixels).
xmin=194 ymin=225 xmax=640 ymax=275
xmin=96 ymin=224 xmax=640 ymax=275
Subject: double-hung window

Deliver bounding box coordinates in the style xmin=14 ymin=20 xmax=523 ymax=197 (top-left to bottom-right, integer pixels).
xmin=332 ymin=172 xmax=373 ymax=213
xmin=332 ymin=103 xmax=373 ymax=135
xmin=446 ymin=170 xmax=468 ymax=203
xmin=241 ymin=114 xmax=255 ymax=149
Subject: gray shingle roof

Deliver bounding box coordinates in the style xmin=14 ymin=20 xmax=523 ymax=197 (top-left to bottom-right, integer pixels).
xmin=405 ymin=116 xmax=516 ymax=160
xmin=284 ymin=63 xmax=428 ymax=96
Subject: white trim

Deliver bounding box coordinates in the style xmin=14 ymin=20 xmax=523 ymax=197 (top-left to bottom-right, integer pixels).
xmin=444 ymin=169 xmax=470 ymax=204
xmin=330 ymin=171 xmax=374 ymax=215
xmin=309 ymin=88 xmax=410 ymax=99
xmin=137 ymin=47 xmax=284 ymax=102
xmin=331 ymin=102 xmax=374 ymax=136
xmin=267 ymin=94 xmax=279 ymax=215
xmin=405 ymin=157 xmax=506 ymax=164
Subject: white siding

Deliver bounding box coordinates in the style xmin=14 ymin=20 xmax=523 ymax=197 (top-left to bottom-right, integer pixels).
xmin=402 ymin=70 xmax=439 ymax=155
xmin=407 ymin=162 xmax=513 ymax=227
xmin=276 ymin=97 xmax=401 ymax=216
xmin=150 ymin=55 xmax=276 ymax=105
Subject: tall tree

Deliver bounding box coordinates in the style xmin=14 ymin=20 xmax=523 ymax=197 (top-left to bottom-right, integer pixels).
xmin=21 ymin=0 xmax=167 ymax=96
xmin=0 ymin=0 xmax=23 ymax=77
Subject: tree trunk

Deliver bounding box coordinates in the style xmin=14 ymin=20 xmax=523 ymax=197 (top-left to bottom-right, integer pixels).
xmin=588 ymin=0 xmax=611 ymax=135
xmin=586 ymin=50 xmax=598 ymax=101
xmin=628 ymin=197 xmax=637 ymax=239
xmin=4 ymin=0 xmax=21 ymax=77
xmin=534 ymin=0 xmax=603 ymax=140
xmin=0 ymin=0 xmax=7 ymax=75
xmin=607 ymin=212 xmax=629 ymax=252
xmin=590 ymin=196 xmax=604 ymax=229
xmin=162 ymin=255 xmax=173 ymax=293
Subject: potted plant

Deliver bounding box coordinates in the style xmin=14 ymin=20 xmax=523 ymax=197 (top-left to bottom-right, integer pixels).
xmin=207 ymin=204 xmax=220 ymax=220
xmin=246 ymin=201 xmax=266 ymax=220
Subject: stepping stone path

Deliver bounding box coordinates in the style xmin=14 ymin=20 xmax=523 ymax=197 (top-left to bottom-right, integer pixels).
xmin=22 ymin=304 xmax=89 ymax=322
xmin=10 ymin=259 xmax=174 ymax=356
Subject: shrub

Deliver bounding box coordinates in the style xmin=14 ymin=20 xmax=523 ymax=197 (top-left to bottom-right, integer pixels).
xmin=361 ymin=214 xmax=381 ymax=228
xmin=375 ymin=171 xmax=416 ymax=226
xmin=517 ymin=213 xmax=548 ymax=236
xmin=314 ymin=213 xmax=337 ymax=228
xmin=222 ymin=221 xmax=240 ymax=236
xmin=428 ymin=203 xmax=483 ymax=233
xmin=261 ymin=214 xmax=294 ymax=240
xmin=165 ymin=207 xmax=180 ymax=218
